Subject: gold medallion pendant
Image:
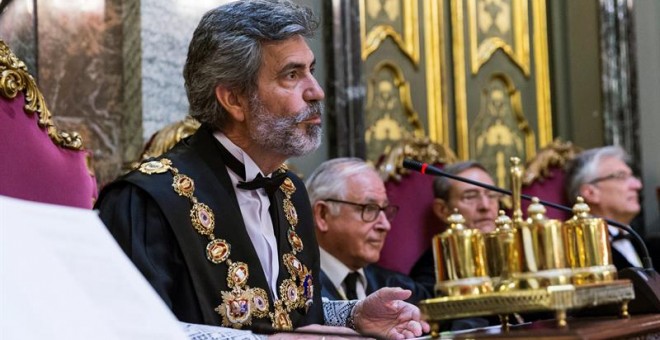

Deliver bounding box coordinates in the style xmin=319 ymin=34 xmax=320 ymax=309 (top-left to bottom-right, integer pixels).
xmin=138 ymin=159 xmax=171 ymax=174
xmin=283 ymin=253 xmax=305 ymax=278
xmin=280 ymin=278 xmax=301 ymax=311
xmin=283 ymin=199 xmax=298 ymax=226
xmin=190 ymin=203 xmax=215 ymax=236
xmin=206 ymin=239 xmax=230 ymax=264
xmin=227 ymin=262 xmax=249 ymax=288
xmin=217 ymin=289 xmax=254 ymax=328
xmin=271 ymin=301 xmax=293 ymax=330
xmin=251 ymin=288 xmax=270 ymax=318
xmin=288 ymin=229 xmax=304 ymax=253
xmin=172 ymin=174 xmax=195 ymax=197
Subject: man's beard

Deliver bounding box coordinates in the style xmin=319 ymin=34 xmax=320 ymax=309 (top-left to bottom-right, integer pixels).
xmin=248 ymin=95 xmax=323 ymax=157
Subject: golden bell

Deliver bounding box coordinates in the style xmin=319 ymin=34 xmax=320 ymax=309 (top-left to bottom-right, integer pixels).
xmin=563 ymin=197 xmax=617 ymax=284
xmin=505 ymin=198 xmax=573 ymax=288
xmin=484 ymin=210 xmax=522 ymax=281
xmin=526 ymin=197 xmax=568 ymax=270
xmin=433 ymin=210 xmax=492 ymax=296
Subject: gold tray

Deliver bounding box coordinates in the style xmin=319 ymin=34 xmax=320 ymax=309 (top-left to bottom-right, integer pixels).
xmin=419 ymin=279 xmax=634 ymax=330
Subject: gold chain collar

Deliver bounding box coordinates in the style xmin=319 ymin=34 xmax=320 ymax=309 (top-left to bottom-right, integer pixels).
xmin=138 ymin=158 xmax=314 ymax=330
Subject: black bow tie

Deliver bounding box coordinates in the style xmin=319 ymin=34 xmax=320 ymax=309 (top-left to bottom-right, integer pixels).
xmin=612 ymin=232 xmax=633 ymax=242
xmin=213 ymin=135 xmax=288 ymax=195
xmin=237 ymin=172 xmax=287 ymax=196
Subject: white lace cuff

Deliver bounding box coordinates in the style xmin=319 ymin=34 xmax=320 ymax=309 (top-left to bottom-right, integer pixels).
xmin=321 ymin=298 xmax=359 ymax=329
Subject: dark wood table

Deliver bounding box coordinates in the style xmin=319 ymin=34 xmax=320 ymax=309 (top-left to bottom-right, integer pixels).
xmin=437 ymin=314 xmax=660 ymax=339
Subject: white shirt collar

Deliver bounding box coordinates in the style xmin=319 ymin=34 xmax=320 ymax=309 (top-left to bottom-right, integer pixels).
xmin=319 ymin=247 xmax=366 ymax=292
xmin=213 ymin=131 xmax=263 ymax=181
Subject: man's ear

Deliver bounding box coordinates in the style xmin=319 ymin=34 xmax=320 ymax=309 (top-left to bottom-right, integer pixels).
xmin=215 ymin=85 xmax=247 ymax=122
xmin=433 ymin=198 xmax=451 ymax=223
xmin=579 ymin=183 xmax=600 ymax=204
xmin=312 ymin=202 xmax=331 ymax=233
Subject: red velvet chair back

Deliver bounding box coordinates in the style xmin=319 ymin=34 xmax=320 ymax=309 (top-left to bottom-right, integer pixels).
xmin=376 ymin=137 xmax=457 ymax=274
xmin=521 ymin=139 xmax=581 ymax=220
xmin=0 ymin=40 xmax=97 ymax=208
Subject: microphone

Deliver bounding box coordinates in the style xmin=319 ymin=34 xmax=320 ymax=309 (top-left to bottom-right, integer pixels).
xmin=403 ymin=158 xmax=660 ymax=313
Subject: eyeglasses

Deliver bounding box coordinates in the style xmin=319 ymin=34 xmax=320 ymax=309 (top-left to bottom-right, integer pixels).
xmin=323 ymin=198 xmax=399 ymax=222
xmin=588 ymin=171 xmax=638 ymax=184
xmin=458 ymin=190 xmax=503 ymax=205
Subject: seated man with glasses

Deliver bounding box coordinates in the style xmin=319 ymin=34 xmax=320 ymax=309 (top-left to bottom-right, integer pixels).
xmin=305 ymin=158 xmax=432 ymax=304
xmin=409 ymin=161 xmax=501 ymax=295
xmin=406 ymin=161 xmax=508 ymax=330
xmin=565 ymin=145 xmax=644 ymax=269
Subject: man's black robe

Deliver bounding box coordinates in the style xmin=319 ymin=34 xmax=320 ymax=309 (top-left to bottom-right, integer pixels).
xmin=95 ymin=125 xmax=323 ymax=328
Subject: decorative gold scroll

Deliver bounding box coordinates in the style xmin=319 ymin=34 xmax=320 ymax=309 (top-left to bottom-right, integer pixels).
xmin=365 ymin=60 xmax=424 ymax=162
xmin=471 ymin=74 xmax=535 ymax=188
xmin=360 ymin=0 xmax=420 ymax=66
xmin=468 ymin=0 xmax=530 ymax=76
xmin=0 ymin=39 xmax=83 ymax=150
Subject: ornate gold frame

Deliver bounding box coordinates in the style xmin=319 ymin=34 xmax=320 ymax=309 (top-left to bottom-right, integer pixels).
xmin=532 ymin=0 xmax=552 ymax=146
xmin=360 ymin=0 xmax=420 ymax=66
xmin=423 ymin=0 xmax=450 ymax=146
xmin=452 ymin=0 xmax=470 ymax=158
xmin=0 ymin=40 xmax=83 ymax=150
xmin=468 ymin=0 xmax=530 ymax=76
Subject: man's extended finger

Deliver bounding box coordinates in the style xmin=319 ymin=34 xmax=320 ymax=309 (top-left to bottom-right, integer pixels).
xmin=376 ymin=287 xmax=413 ymax=300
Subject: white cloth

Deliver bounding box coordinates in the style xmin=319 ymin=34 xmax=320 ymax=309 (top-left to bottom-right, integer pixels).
xmin=214 ymin=132 xmax=280 ymax=296
xmin=609 ymin=225 xmax=643 ymax=267
xmin=182 ymin=322 xmax=266 ymax=340
xmin=182 ymin=300 xmax=359 ymax=338
xmin=319 ymin=248 xmax=367 ymax=299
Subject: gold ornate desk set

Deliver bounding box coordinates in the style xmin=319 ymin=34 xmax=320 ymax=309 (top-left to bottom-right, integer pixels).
xmin=418 ymin=158 xmax=634 ymax=336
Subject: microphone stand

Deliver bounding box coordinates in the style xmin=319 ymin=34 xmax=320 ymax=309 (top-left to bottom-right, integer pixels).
xmin=403 ymin=158 xmax=660 ymax=313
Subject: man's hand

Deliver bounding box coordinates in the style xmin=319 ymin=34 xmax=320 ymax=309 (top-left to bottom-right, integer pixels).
xmin=353 ymin=287 xmax=430 ymax=339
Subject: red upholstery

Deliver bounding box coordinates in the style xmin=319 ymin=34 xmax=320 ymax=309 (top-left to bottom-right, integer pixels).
xmin=375 ymin=137 xmax=455 ymax=275
xmin=379 ymin=171 xmax=444 ymax=274
xmin=0 ymin=92 xmax=97 ymax=208
xmin=521 ymin=166 xmax=570 ymax=220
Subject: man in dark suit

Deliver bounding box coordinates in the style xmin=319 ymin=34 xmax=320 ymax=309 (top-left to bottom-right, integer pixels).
xmin=305 ymin=158 xmax=431 ymax=304
xmin=409 ymin=161 xmax=501 ymax=295
xmin=95 ymin=1 xmax=428 ymax=339
xmin=565 ymin=145 xmax=644 ymax=269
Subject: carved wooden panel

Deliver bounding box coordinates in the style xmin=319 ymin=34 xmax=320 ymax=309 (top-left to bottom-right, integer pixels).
xmin=360 ymin=0 xmax=449 ymax=163
xmin=450 ymin=0 xmax=552 ymax=188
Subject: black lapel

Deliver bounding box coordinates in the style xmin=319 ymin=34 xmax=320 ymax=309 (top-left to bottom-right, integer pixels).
xmin=364 ymin=265 xmax=377 ymax=295
xmin=319 ymin=270 xmax=343 ymax=300
xmin=183 ymin=126 xmax=273 ymax=296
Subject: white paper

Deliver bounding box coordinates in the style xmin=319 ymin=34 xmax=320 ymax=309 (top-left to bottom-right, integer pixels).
xmin=0 ymin=195 xmax=188 ymax=340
